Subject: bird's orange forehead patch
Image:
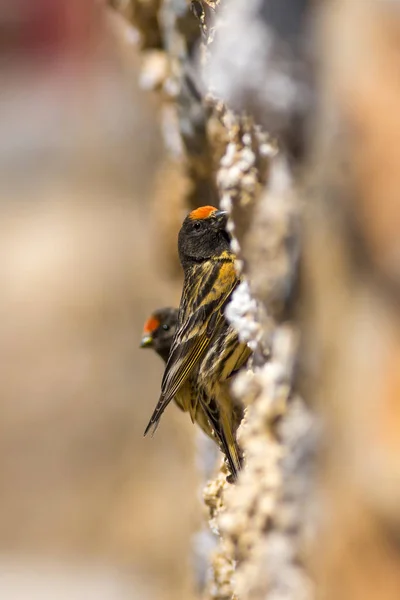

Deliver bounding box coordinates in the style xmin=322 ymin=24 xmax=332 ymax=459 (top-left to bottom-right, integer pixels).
xmin=143 ymin=316 xmax=160 ymax=334
xmin=189 ymin=205 xmax=217 ymax=220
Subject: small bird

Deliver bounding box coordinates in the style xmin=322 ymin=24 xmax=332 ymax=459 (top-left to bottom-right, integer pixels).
xmin=144 ymin=206 xmax=251 ymax=480
xmin=140 ymin=307 xmax=221 ymax=446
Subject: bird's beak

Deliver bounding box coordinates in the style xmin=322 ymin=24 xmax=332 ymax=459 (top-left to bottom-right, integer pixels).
xmin=213 ymin=210 xmax=228 ymax=229
xmin=140 ymin=334 xmax=153 ymax=348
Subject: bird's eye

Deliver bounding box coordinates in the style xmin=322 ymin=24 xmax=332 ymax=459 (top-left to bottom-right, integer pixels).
xmin=193 ymin=222 xmax=201 ymax=231
xmin=162 ymin=324 xmax=170 ymax=331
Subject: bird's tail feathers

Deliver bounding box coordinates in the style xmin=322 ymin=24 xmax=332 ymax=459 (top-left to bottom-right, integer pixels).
xmin=198 ymin=393 xmax=241 ymax=481
xmin=144 ymin=394 xmax=172 ymax=437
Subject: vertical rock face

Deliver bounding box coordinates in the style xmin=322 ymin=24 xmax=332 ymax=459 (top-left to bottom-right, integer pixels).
xmin=112 ymin=0 xmax=400 ymax=599
xmin=204 ymin=0 xmax=314 ymax=161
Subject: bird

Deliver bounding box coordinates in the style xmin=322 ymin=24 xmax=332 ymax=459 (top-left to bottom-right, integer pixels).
xmin=140 ymin=307 xmax=222 ymax=448
xmin=144 ymin=206 xmax=252 ymax=480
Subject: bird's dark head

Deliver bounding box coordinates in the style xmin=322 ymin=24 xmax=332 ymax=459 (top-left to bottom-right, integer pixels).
xmin=178 ymin=206 xmax=231 ymax=267
xmin=140 ymin=307 xmax=178 ymax=363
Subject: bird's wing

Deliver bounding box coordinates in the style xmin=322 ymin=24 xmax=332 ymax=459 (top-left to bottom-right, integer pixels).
xmin=144 ymin=261 xmax=238 ymax=436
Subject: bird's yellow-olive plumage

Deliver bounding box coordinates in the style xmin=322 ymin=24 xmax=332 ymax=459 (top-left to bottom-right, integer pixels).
xmin=144 ymin=207 xmax=251 ymax=480
xmin=140 ymin=307 xmax=218 ymax=443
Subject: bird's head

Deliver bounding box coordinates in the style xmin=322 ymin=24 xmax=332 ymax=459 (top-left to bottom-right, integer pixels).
xmin=178 ymin=206 xmax=230 ymax=266
xmin=140 ymin=307 xmax=178 ymax=362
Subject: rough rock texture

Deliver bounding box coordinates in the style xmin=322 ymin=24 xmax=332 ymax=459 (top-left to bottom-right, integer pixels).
xmin=110 ymin=1 xmax=316 ymax=599
xmin=202 ymin=155 xmax=315 ymax=600
xmin=204 ymin=0 xmax=314 ymax=161
xmin=122 ymin=0 xmax=221 ymax=274
xmin=111 ymin=1 xmax=400 ymax=599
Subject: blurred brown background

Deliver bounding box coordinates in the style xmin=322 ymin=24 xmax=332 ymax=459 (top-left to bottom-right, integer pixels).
xmin=0 ymin=2 xmax=199 ymax=598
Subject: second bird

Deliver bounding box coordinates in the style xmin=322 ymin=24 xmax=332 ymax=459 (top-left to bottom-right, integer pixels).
xmin=144 ymin=206 xmax=252 ymax=480
xmin=140 ymin=307 xmax=217 ymax=444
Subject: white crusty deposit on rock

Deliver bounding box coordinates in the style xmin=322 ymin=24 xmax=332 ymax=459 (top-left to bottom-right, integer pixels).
xmin=225 ymin=281 xmax=261 ymax=351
